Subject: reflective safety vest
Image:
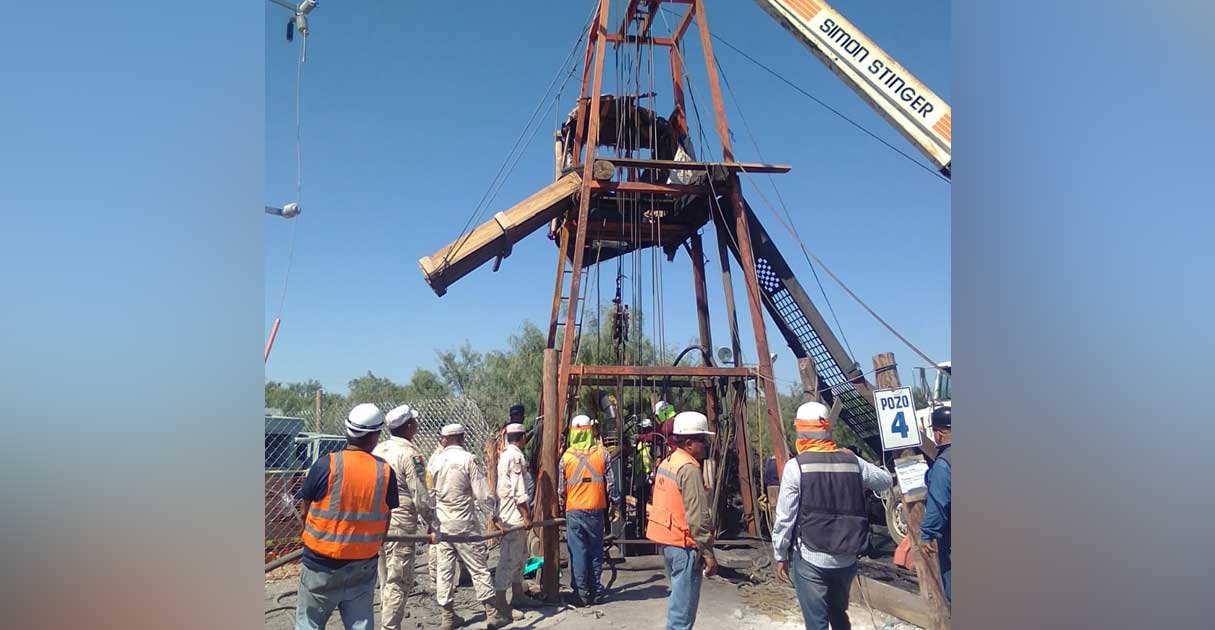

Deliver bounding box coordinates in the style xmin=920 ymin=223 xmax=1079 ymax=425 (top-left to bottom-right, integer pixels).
xmin=796 ymin=450 xmax=868 ymax=556
xmin=561 ymin=446 xmax=608 ymax=511
xmin=794 ymin=417 xmax=836 ymax=454
xmin=302 ymin=450 xmax=392 ymax=560
xmin=645 ymin=448 xmax=699 ymax=548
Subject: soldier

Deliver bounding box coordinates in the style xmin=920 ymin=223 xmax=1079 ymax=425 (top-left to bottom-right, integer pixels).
xmin=493 ymin=423 xmax=543 ymax=621
xmin=428 ymin=424 xmax=510 ymax=630
xmin=373 ymin=405 xmax=434 ymax=630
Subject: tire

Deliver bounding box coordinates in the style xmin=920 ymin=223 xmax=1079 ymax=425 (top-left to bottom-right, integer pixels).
xmin=885 ymin=487 xmax=910 ymax=545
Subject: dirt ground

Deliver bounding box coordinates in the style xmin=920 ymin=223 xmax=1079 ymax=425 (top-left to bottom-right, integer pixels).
xmin=264 ymin=543 xmax=922 ymax=630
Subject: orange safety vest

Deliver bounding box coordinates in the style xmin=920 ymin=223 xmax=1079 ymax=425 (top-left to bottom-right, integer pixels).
xmin=561 ymin=446 xmax=608 ymax=511
xmin=794 ymin=417 xmax=837 ymax=454
xmin=645 ymin=448 xmax=699 ymax=548
xmin=302 ymin=450 xmax=392 ymax=560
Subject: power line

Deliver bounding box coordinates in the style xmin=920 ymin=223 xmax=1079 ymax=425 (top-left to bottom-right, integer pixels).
xmin=706 ymin=29 xmax=950 ymax=185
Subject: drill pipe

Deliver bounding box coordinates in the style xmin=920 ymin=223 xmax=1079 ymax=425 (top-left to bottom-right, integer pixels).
xmin=265 ymin=518 xmax=566 ymax=573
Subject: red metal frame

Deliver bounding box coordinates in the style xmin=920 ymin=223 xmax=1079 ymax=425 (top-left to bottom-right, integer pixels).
xmin=544 ymin=0 xmax=791 ymax=539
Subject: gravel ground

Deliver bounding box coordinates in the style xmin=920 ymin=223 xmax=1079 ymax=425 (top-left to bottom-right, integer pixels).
xmin=265 ymin=544 xmax=922 ymax=630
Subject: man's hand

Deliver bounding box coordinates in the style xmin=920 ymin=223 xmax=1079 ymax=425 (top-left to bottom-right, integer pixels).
xmin=703 ymin=555 xmax=719 ymax=577
xmin=775 ymin=560 xmax=790 ymax=584
xmin=608 ymin=506 xmax=619 ymax=522
xmin=921 ymin=539 xmax=937 ymax=555
xmin=522 ymin=516 xmax=533 ymax=530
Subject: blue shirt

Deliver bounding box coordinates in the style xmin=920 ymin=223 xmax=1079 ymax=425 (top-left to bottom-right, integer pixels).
xmin=920 ymin=445 xmax=951 ymax=544
xmin=297 ymin=450 xmax=399 ymax=571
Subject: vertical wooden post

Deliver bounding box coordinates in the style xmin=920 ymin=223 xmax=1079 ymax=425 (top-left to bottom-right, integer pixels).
xmin=538 ymin=349 xmax=561 ymax=601
xmin=313 ymin=389 xmax=322 ymax=433
xmin=797 ymin=356 xmax=820 ymax=403
xmin=872 ymin=352 xmax=950 ymax=629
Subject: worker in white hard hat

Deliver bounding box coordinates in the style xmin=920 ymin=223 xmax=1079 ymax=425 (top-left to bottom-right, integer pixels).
xmin=646 ymin=411 xmax=717 ymax=630
xmin=295 ymin=403 xmax=398 ymax=630
xmin=372 ymin=405 xmax=433 ymax=630
xmin=772 ymin=401 xmax=892 ymax=630
xmin=559 ymin=414 xmax=619 ymax=606
xmin=426 ymin=423 xmax=509 ymax=629
xmin=492 ymin=423 xmax=543 ymax=621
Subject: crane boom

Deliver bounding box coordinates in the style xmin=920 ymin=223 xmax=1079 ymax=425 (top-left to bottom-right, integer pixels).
xmin=754 ymin=0 xmax=951 ymax=176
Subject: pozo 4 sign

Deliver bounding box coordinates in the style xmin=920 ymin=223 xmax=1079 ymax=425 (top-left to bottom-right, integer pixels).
xmin=873 ymin=386 xmax=922 ymax=451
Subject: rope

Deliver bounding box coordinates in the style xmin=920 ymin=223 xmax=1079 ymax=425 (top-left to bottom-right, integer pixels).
xmin=442 ymin=1 xmax=598 ymax=268
xmin=715 ymin=56 xmax=856 ymax=361
xmin=662 ymin=11 xmax=950 ymax=185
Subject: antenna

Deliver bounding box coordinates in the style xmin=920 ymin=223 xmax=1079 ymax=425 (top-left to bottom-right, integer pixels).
xmin=269 ymin=0 xmax=318 ymax=61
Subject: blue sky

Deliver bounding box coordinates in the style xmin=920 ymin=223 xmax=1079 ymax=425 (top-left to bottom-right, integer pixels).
xmin=264 ymin=0 xmax=950 ymax=395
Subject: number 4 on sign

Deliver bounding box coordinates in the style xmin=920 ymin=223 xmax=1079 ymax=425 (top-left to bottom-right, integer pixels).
xmin=890 ymin=411 xmax=909 ymax=438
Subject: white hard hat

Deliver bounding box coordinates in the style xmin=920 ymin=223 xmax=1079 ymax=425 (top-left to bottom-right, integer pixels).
xmin=385 ymin=404 xmax=418 ymax=430
xmin=796 ymin=401 xmax=830 ymax=421
xmin=672 ymin=411 xmax=714 ymax=436
xmin=440 ymin=423 xmax=465 ymax=436
xmin=570 ymin=414 xmax=592 ymax=428
xmin=504 ymin=423 xmax=525 ymax=434
xmin=639 ymin=418 xmax=653 ymax=428
xmin=346 ymin=403 xmax=385 ymax=437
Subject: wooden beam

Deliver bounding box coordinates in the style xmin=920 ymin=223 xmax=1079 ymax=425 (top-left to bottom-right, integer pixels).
xmin=597 ymin=157 xmax=791 ymax=174
xmin=419 ymin=171 xmax=582 ymax=296
xmin=798 ymin=356 xmax=820 ymax=403
xmin=568 ymin=365 xmax=754 ymax=378
xmin=538 ymin=349 xmax=561 ymax=601
xmin=588 ymin=180 xmax=705 ymax=195
xmin=872 ymin=352 xmax=951 ymax=629
xmin=851 ymin=575 xmax=934 ymax=629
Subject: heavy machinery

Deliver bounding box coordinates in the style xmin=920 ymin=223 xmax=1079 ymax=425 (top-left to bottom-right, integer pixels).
xmin=417 ymin=0 xmax=948 ymax=556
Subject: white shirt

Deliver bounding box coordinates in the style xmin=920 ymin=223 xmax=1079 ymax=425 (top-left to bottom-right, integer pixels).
xmin=771 ymin=452 xmax=893 ymax=568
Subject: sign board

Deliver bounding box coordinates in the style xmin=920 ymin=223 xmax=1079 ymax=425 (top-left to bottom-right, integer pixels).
xmin=873 ymin=386 xmax=922 ymax=451
xmin=894 ymin=455 xmax=929 ymax=499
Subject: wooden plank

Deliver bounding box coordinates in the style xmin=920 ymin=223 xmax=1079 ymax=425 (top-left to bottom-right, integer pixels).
xmin=418 ymin=171 xmax=582 ymax=295
xmin=851 ymin=575 xmax=934 ymax=629
xmin=538 ymin=349 xmax=561 ymax=601
xmin=598 ymin=156 xmax=792 ymax=173
xmin=568 ymin=365 xmax=753 ymax=377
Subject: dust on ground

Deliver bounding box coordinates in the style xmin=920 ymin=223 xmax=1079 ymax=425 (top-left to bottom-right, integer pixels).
xmin=265 ymin=544 xmax=921 ymax=630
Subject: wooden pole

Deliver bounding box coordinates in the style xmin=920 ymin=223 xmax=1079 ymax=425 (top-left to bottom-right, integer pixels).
xmin=538 ymin=349 xmax=561 ymax=601
xmin=313 ymin=389 xmax=322 ymax=433
xmin=872 ymin=352 xmax=950 ymax=629
xmin=797 ymin=356 xmax=820 ymax=403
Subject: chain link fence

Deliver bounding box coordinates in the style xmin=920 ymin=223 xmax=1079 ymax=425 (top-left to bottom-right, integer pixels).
xmin=264 ymin=398 xmax=494 ymax=575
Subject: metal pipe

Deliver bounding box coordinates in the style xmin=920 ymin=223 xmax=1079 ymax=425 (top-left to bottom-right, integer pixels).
xmin=265 ymin=519 xmax=567 ymax=573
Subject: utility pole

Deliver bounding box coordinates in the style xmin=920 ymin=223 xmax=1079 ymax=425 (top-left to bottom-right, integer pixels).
xmin=873 ymin=352 xmax=950 ymax=629
xmin=537 ymin=349 xmax=561 ymax=601
xmin=313 ymin=388 xmax=322 ymax=433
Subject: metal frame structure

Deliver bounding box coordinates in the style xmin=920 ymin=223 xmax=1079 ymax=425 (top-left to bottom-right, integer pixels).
xmin=542 ymin=0 xmax=794 ymax=541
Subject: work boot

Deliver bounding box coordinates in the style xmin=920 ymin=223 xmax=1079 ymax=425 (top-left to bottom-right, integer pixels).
xmin=511 ymin=583 xmax=544 ymax=608
xmin=440 ymin=604 xmax=465 ymax=630
xmin=483 ymin=600 xmax=511 ymax=629
xmin=494 ymin=590 xmax=524 ymax=621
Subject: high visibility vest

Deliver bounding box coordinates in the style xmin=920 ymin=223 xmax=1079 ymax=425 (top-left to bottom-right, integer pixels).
xmin=561 ymin=446 xmax=608 ymax=511
xmin=645 ymin=448 xmax=699 ymax=548
xmin=794 ymin=417 xmax=836 ymax=454
xmin=796 ymin=450 xmax=868 ymax=555
xmin=302 ymin=450 xmax=391 ymax=560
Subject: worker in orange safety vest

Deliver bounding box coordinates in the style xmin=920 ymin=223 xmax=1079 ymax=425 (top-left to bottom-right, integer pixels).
xmin=295 ymin=403 xmax=398 ymax=630
xmin=646 ymin=411 xmax=718 ymax=630
xmin=559 ymin=414 xmax=619 ymax=606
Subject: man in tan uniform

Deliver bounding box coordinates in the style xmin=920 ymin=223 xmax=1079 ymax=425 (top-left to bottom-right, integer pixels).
xmin=428 ymin=423 xmax=510 ymax=630
xmin=494 ymin=423 xmax=542 ymax=620
xmin=373 ymin=405 xmax=433 ymax=630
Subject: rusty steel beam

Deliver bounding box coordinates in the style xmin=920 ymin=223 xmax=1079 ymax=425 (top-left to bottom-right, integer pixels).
xmin=674 ymin=4 xmax=696 ymax=43
xmin=604 ymin=33 xmax=675 ymax=46
xmin=558 ymin=0 xmax=613 ymax=425
xmin=569 ymin=365 xmax=754 ymax=378
xmin=589 ymin=180 xmax=705 ymax=195
xmin=598 ymin=157 xmax=791 ymax=174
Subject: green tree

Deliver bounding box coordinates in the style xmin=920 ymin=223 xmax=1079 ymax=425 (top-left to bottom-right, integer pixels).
xmin=265 ymin=379 xmax=323 ymax=415
xmin=436 ymin=342 xmax=484 ymax=396
xmin=404 ymin=368 xmax=450 ymax=400
xmin=347 ymin=371 xmax=410 ymax=403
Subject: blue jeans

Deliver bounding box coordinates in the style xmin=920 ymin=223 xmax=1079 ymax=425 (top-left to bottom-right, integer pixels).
xmin=790 ymin=554 xmax=856 ymax=630
xmin=565 ymin=509 xmax=605 ymax=599
xmin=661 ymin=545 xmax=703 ymax=630
xmin=938 ymin=539 xmax=951 ymax=605
xmin=295 ymin=557 xmax=378 ymax=630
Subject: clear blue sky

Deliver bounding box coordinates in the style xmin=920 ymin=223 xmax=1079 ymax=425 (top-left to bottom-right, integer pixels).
xmin=264 ymin=0 xmax=950 ymax=395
